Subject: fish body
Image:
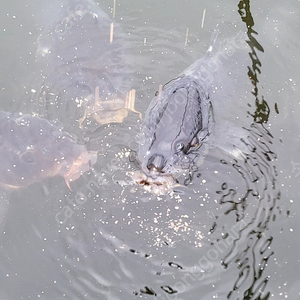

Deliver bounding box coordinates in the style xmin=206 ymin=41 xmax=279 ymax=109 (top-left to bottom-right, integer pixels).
xmin=138 ymin=31 xmax=250 ymax=177
xmin=33 ymin=0 xmax=134 ymax=127
xmin=0 ymin=111 xmax=97 ymax=189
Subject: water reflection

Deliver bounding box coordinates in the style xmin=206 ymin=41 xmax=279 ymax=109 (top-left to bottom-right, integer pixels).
xmin=216 ymin=123 xmax=279 ymax=299
xmin=217 ymin=1 xmax=280 ymax=298
xmin=238 ymin=0 xmax=272 ymax=124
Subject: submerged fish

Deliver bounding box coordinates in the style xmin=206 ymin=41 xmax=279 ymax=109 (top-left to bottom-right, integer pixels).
xmin=138 ymin=30 xmax=250 ymax=179
xmin=33 ymin=0 xmax=139 ymax=128
xmin=0 ymin=111 xmax=97 ymax=190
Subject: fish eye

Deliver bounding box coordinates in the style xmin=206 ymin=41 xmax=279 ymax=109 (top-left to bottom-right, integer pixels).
xmin=176 ymin=143 xmax=185 ymax=152
xmin=19 ymin=151 xmax=35 ymax=164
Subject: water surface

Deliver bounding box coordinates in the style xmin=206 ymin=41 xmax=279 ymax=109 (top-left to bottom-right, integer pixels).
xmin=0 ymin=0 xmax=299 ymax=299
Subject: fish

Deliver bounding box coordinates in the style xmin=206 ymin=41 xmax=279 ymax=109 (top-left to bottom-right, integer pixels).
xmin=138 ymin=30 xmax=250 ymax=178
xmin=30 ymin=0 xmax=139 ymax=129
xmin=0 ymin=110 xmax=97 ymax=190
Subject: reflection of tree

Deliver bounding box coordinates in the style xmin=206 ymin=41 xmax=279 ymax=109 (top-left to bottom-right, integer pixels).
xmin=238 ymin=0 xmax=270 ymax=124
xmin=216 ymin=2 xmax=280 ymax=299
xmin=217 ymin=123 xmax=279 ymax=300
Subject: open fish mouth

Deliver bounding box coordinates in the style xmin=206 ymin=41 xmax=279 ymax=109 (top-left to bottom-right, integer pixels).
xmin=144 ymin=152 xmax=193 ymax=176
xmin=129 ymin=150 xmax=199 ymax=195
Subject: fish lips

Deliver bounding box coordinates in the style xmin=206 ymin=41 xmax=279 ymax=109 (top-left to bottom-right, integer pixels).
xmin=141 ymin=151 xmax=192 ymax=178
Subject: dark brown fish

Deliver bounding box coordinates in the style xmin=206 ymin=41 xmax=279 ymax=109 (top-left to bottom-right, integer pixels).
xmin=0 ymin=110 xmax=97 ymax=190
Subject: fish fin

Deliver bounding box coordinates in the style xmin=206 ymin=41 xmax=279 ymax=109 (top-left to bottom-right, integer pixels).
xmin=207 ymin=29 xmax=219 ymax=55
xmin=64 ymin=180 xmax=73 ymax=191
xmin=62 ymin=150 xmax=98 ymax=188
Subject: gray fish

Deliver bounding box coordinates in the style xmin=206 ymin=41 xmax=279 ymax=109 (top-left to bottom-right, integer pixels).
xmin=33 ymin=0 xmax=136 ymax=128
xmin=138 ymin=31 xmax=250 ymax=177
xmin=0 ymin=111 xmax=97 ymax=190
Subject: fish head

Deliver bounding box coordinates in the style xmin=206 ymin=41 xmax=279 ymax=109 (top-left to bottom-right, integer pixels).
xmin=0 ymin=113 xmax=97 ymax=190
xmin=139 ymin=78 xmax=211 ymax=177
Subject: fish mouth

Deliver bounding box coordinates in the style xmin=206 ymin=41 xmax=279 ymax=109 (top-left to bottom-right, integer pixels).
xmin=145 ymin=154 xmax=166 ymax=174
xmin=133 ymin=152 xmax=193 ymax=195
xmin=142 ymin=152 xmax=192 ymax=178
